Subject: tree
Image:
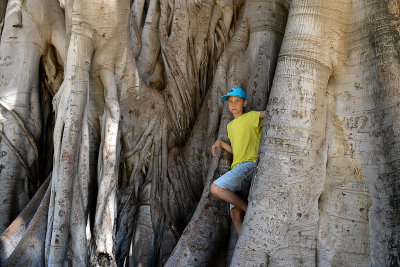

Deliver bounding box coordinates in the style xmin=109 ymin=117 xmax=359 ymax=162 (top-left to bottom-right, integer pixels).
xmin=0 ymin=0 xmax=399 ymax=266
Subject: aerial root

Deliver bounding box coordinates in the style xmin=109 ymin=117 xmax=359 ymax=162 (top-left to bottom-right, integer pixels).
xmin=91 ymin=68 xmax=121 ymax=265
xmin=0 ymin=99 xmax=39 ymax=186
xmin=0 ymin=174 xmax=51 ymax=265
xmin=46 ymin=33 xmax=93 ymax=265
xmin=160 ymin=119 xmax=180 ymax=240
xmin=5 ymin=0 xmax=23 ymax=28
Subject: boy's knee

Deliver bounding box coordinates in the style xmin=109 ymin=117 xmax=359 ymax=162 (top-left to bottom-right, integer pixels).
xmin=210 ymin=183 xmax=220 ymax=197
xmin=230 ymin=207 xmax=243 ymax=222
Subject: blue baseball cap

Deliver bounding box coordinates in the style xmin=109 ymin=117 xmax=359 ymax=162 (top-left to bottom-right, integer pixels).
xmin=221 ymin=87 xmax=247 ymax=101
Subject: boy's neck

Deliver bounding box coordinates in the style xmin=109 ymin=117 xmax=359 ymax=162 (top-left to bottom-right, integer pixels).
xmin=233 ymin=111 xmax=244 ymax=119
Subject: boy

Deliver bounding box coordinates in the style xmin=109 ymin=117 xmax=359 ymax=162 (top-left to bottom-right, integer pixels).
xmin=210 ymin=87 xmax=265 ymax=234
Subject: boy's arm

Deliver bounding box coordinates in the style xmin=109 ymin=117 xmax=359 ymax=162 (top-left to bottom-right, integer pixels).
xmin=260 ymin=111 xmax=266 ymax=119
xmin=212 ymin=140 xmax=232 ymax=156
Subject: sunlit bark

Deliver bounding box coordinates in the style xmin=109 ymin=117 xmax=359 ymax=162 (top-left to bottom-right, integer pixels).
xmin=0 ymin=0 xmax=65 ymax=233
xmin=232 ymin=0 xmax=400 ymax=266
xmin=0 ymin=0 xmax=399 ymax=266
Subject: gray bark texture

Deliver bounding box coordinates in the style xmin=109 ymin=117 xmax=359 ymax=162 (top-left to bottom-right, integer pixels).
xmin=0 ymin=0 xmax=399 ymax=266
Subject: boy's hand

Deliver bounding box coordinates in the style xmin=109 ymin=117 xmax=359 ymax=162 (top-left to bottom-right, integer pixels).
xmin=212 ymin=140 xmax=221 ymax=156
xmin=212 ymin=140 xmax=233 ymax=155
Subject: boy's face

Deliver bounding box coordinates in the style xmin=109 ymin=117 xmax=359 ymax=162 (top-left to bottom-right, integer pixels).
xmin=227 ymin=96 xmax=247 ymax=116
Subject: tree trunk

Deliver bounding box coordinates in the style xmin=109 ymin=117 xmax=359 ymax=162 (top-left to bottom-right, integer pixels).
xmin=0 ymin=0 xmax=65 ymax=233
xmin=0 ymin=0 xmax=399 ymax=266
xmin=232 ymin=0 xmax=400 ymax=266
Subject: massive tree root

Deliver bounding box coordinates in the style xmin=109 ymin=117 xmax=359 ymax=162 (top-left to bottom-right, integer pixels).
xmin=0 ymin=0 xmax=287 ymax=265
xmin=42 ymin=0 xmax=238 ymax=265
xmin=232 ymin=0 xmax=400 ymax=266
xmin=1 ymin=0 xmax=399 ymax=266
xmin=0 ymin=0 xmax=65 ymax=233
xmin=0 ymin=175 xmax=50 ymax=265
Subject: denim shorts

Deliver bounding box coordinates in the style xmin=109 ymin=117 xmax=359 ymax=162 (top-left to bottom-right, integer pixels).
xmin=213 ymin=161 xmax=256 ymax=209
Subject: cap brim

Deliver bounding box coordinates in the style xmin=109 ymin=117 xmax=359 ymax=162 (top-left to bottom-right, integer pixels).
xmin=221 ymin=95 xmax=229 ymax=101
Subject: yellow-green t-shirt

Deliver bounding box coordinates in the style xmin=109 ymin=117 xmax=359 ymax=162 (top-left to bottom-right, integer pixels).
xmin=227 ymin=111 xmax=264 ymax=169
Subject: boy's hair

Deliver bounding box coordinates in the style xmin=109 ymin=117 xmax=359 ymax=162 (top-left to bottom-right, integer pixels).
xmin=221 ymin=87 xmax=247 ymax=101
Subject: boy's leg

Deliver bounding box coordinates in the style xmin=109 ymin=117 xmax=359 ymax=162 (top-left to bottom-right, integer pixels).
xmin=210 ymin=183 xmax=248 ymax=212
xmin=210 ymin=161 xmax=255 ymax=212
xmin=230 ymin=206 xmax=244 ymax=234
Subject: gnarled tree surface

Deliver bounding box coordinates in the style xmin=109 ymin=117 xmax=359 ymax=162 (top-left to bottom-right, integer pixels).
xmin=0 ymin=0 xmax=399 ymax=266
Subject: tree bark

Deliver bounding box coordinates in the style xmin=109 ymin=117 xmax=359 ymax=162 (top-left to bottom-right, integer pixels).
xmin=1 ymin=176 xmax=51 ymax=266
xmin=0 ymin=0 xmax=399 ymax=266
xmin=0 ymin=0 xmax=65 ymax=233
xmin=232 ymin=0 xmax=400 ymax=266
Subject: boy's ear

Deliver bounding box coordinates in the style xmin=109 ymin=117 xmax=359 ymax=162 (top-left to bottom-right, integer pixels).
xmin=244 ymin=100 xmax=248 ymax=107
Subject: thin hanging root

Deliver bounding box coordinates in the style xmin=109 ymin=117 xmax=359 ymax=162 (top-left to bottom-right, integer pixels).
xmin=159 ymin=0 xmax=194 ymax=135
xmin=0 ymin=131 xmax=35 ymax=187
xmin=5 ymin=0 xmax=25 ymax=27
xmin=150 ymin=136 xmax=161 ymax=232
xmin=51 ymin=82 xmax=66 ymax=171
xmin=131 ymin=0 xmax=146 ymax=27
xmin=138 ymin=0 xmax=161 ymax=78
xmin=188 ymin=33 xmax=201 ymax=113
xmin=115 ymin=140 xmax=153 ymax=264
xmin=160 ymin=119 xmax=180 ymax=240
xmin=69 ymin=93 xmax=90 ymax=266
xmin=0 ymin=99 xmax=39 ymax=185
xmin=121 ymin=117 xmax=158 ymax=161
xmin=92 ymin=68 xmax=120 ymax=263
xmin=0 ymin=100 xmax=39 ymax=162
xmin=167 ymin=0 xmax=174 ymax=31
xmin=130 ymin=13 xmax=142 ymax=58
xmin=162 ymin=178 xmax=180 ymax=240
